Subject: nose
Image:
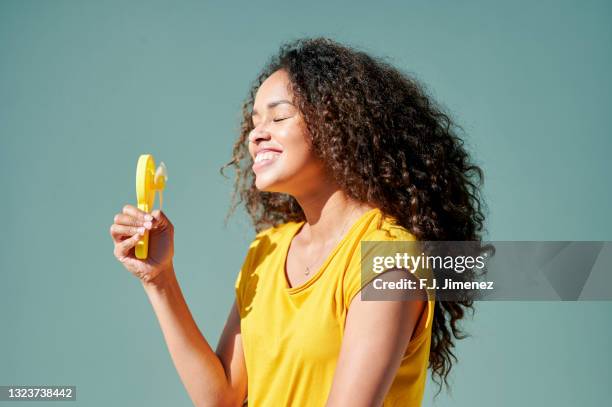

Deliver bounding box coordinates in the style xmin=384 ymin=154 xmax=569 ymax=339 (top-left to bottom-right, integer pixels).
xmin=248 ymin=125 xmax=271 ymax=144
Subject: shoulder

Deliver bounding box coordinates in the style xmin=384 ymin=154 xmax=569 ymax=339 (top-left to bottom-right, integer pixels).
xmin=251 ymin=221 xmax=302 ymax=246
xmin=362 ymin=214 xmax=417 ymax=243
xmin=343 ymin=211 xmax=417 ymax=271
xmin=242 ymin=221 xmax=302 ymax=264
xmin=235 ymin=221 xmax=302 ymax=302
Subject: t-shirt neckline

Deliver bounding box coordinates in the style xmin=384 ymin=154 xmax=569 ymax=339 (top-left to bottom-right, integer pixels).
xmin=281 ymin=207 xmax=380 ymax=294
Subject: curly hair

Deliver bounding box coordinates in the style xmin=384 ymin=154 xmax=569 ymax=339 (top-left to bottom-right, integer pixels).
xmin=221 ymin=37 xmax=486 ymax=394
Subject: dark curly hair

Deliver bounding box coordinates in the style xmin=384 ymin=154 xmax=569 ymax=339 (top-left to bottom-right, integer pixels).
xmin=222 ymin=37 xmax=486 ymax=394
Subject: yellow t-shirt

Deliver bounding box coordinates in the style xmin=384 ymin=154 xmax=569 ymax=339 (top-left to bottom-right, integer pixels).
xmin=234 ymin=207 xmax=435 ymax=406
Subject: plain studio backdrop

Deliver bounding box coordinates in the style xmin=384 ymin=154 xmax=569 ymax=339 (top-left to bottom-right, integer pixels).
xmin=1 ymin=0 xmax=610 ymax=406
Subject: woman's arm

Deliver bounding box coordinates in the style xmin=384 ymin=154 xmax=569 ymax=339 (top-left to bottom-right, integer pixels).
xmin=215 ymin=299 xmax=248 ymax=406
xmin=325 ymin=270 xmax=427 ymax=407
xmin=143 ymin=266 xmax=247 ymax=407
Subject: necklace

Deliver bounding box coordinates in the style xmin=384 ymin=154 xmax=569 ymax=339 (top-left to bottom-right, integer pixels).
xmin=303 ymin=206 xmax=359 ymax=276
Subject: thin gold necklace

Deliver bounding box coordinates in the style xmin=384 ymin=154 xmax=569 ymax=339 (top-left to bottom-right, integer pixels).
xmin=303 ymin=206 xmax=359 ymax=276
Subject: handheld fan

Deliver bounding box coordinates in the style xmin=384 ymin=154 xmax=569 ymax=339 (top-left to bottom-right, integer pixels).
xmin=135 ymin=154 xmax=168 ymax=259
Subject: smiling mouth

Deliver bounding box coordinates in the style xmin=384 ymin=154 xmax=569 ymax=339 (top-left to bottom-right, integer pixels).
xmin=254 ymin=151 xmax=282 ymax=164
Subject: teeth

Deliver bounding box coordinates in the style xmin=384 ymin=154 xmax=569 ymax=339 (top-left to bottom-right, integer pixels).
xmin=255 ymin=151 xmax=280 ymax=163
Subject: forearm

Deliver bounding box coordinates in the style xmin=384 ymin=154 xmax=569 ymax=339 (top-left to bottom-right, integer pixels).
xmin=142 ymin=267 xmax=232 ymax=407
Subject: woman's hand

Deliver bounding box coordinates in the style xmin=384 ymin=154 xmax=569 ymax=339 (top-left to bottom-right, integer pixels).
xmin=110 ymin=204 xmax=175 ymax=287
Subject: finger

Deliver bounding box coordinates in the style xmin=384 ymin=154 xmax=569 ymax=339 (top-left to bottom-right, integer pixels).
xmin=114 ymin=230 xmax=144 ymax=260
xmin=122 ymin=204 xmax=153 ymax=223
xmin=113 ymin=212 xmax=152 ymax=228
xmin=110 ymin=224 xmax=145 ymax=244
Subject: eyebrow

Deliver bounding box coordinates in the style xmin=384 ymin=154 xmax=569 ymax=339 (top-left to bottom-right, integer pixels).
xmin=251 ymin=99 xmax=294 ymax=117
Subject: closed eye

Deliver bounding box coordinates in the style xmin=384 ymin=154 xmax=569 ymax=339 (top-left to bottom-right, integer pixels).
xmin=273 ymin=117 xmax=290 ymax=122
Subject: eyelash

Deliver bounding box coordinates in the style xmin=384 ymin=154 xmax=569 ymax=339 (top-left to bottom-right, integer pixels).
xmin=251 ymin=117 xmax=290 ymax=127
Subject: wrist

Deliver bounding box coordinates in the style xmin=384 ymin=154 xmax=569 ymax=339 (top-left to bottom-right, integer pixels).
xmin=142 ymin=264 xmax=176 ymax=293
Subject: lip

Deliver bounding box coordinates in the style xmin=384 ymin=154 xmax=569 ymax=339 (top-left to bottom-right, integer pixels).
xmin=252 ymin=148 xmax=282 ymax=173
xmin=254 ymin=146 xmax=283 ymax=155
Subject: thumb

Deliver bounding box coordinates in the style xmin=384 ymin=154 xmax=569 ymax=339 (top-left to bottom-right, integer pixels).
xmin=150 ymin=209 xmax=170 ymax=229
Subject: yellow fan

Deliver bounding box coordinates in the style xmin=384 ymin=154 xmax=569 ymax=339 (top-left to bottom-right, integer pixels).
xmin=135 ymin=154 xmax=168 ymax=259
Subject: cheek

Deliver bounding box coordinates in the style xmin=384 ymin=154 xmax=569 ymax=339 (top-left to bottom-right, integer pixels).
xmin=278 ymin=126 xmax=315 ymax=167
xmin=247 ymin=144 xmax=255 ymax=160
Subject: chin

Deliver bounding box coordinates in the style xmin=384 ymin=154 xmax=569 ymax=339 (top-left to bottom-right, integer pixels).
xmin=254 ymin=174 xmax=292 ymax=194
xmin=254 ymin=174 xmax=276 ymax=191
xmin=255 ymin=180 xmax=283 ymax=193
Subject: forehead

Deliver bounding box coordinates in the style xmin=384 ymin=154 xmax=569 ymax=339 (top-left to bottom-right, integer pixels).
xmin=254 ymin=70 xmax=292 ymax=103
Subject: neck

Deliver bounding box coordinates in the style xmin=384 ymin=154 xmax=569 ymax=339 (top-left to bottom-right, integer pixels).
xmin=292 ymin=181 xmax=374 ymax=245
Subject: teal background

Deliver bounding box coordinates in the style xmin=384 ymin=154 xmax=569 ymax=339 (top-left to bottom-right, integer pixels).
xmin=1 ymin=0 xmax=611 ymax=405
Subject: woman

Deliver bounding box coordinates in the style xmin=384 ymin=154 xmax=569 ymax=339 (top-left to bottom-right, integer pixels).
xmin=110 ymin=37 xmax=485 ymax=406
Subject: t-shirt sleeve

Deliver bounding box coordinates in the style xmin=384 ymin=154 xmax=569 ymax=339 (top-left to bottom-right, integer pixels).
xmin=234 ymin=235 xmax=259 ymax=319
xmin=342 ymin=229 xmax=436 ymax=333
xmin=234 ymin=265 xmax=245 ymax=318
xmin=233 ymin=228 xmax=274 ymax=319
xmin=343 ymin=229 xmax=398 ymax=307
